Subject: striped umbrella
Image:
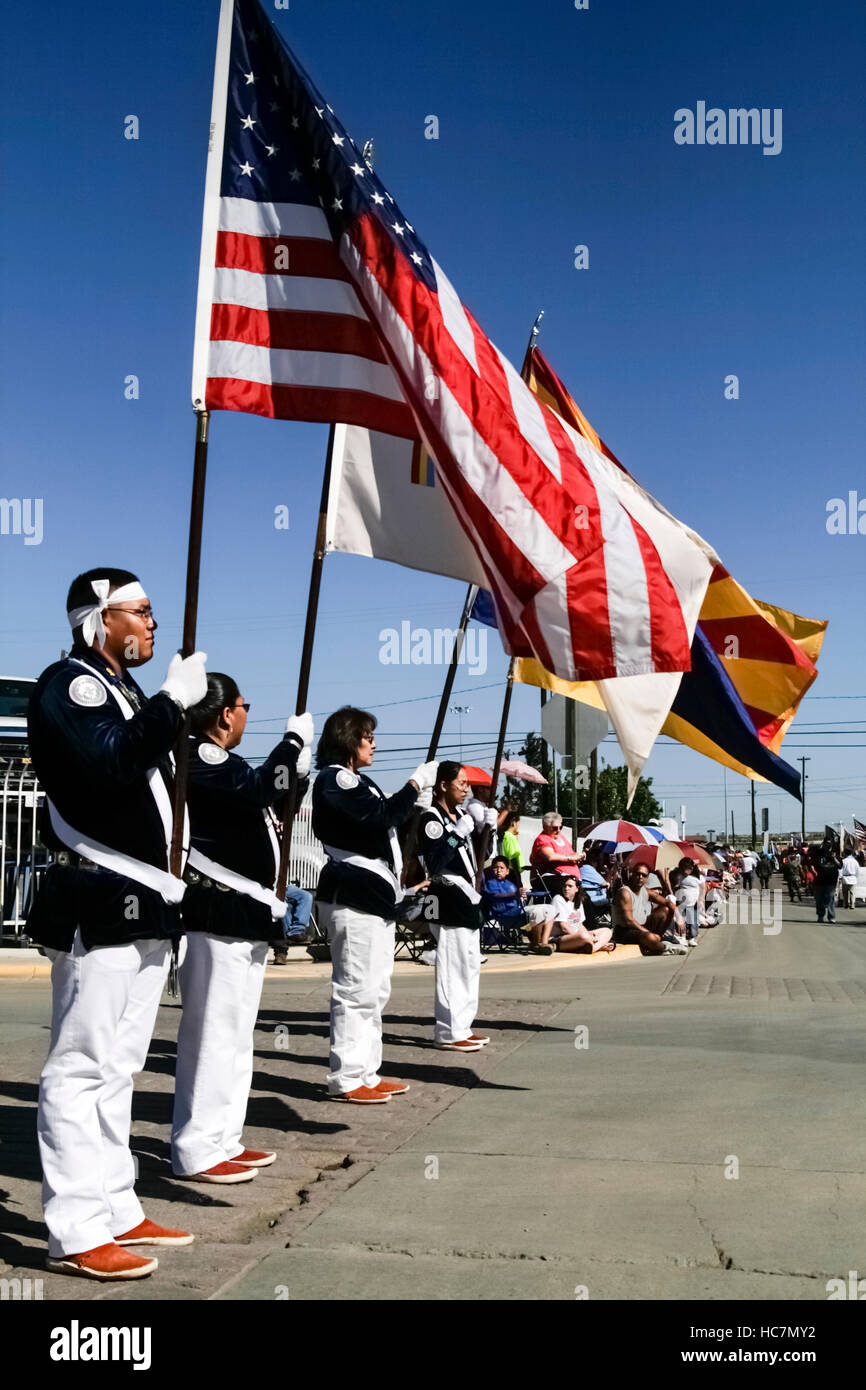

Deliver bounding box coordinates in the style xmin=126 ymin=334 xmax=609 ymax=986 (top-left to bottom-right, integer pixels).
xmin=583 ymin=820 xmax=662 ymax=853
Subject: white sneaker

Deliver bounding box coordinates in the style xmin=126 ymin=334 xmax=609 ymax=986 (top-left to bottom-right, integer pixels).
xmin=418 ymin=948 xmax=437 ymax=966
xmin=662 ymin=942 xmax=689 ymax=956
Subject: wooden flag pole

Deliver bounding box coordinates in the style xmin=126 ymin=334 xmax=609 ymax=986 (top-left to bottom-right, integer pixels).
xmin=274 ymin=422 xmax=338 ymax=900
xmin=169 ymin=408 xmax=210 ymax=878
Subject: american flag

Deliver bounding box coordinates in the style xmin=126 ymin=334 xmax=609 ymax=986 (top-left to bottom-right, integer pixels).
xmin=192 ymin=0 xmax=713 ymax=684
xmin=854 ymin=818 xmax=866 ymax=845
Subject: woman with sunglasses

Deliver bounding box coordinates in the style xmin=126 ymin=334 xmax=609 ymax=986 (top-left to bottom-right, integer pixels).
xmin=312 ymin=707 xmax=438 ymax=1103
xmin=171 ymin=674 xmax=314 ymax=1183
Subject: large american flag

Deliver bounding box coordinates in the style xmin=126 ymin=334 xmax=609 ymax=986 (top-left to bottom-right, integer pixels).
xmin=192 ymin=0 xmax=713 ymax=684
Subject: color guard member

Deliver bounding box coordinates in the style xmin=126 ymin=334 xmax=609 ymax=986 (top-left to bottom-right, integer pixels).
xmin=27 ymin=569 xmax=207 ymax=1280
xmin=419 ymin=762 xmax=497 ymax=1052
xmin=312 ymin=707 xmax=438 ymax=1103
xmin=171 ymin=674 xmax=313 ymax=1182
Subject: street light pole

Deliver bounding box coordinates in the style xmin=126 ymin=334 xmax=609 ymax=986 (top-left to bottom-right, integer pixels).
xmin=798 ymin=756 xmax=810 ymax=841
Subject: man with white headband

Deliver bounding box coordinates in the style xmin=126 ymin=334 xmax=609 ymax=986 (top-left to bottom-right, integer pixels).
xmin=27 ymin=567 xmax=207 ymax=1282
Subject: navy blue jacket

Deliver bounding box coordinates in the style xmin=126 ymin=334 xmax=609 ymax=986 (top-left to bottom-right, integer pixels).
xmin=183 ymin=730 xmax=303 ymax=942
xmin=26 ymin=647 xmax=183 ymax=951
xmin=419 ymin=803 xmax=483 ymax=929
xmin=312 ymin=766 xmax=417 ymax=917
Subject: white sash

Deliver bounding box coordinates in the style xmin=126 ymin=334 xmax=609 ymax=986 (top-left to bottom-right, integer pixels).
xmin=46 ymin=659 xmax=188 ymax=906
xmin=186 ymin=847 xmax=287 ymax=921
xmin=428 ymin=804 xmax=481 ymax=904
xmin=323 ymin=766 xmax=404 ymax=902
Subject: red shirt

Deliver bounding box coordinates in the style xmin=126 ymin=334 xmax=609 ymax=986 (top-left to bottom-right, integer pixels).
xmin=530 ymin=831 xmax=582 ymax=880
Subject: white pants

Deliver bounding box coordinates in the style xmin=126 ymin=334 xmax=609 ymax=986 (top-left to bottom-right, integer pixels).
xmin=429 ymin=923 xmax=481 ymax=1044
xmin=319 ymin=902 xmax=395 ymax=1095
xmin=171 ymin=933 xmax=268 ymax=1175
xmin=38 ymin=932 xmax=171 ymax=1258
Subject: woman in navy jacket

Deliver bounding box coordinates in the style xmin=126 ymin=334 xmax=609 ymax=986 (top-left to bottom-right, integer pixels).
xmin=171 ymin=674 xmax=313 ymax=1184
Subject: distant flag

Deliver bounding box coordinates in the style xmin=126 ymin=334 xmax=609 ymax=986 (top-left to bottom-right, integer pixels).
xmin=853 ymin=818 xmax=866 ymax=846
xmin=192 ymin=0 xmax=715 ymax=693
xmin=470 ymin=589 xmax=498 ymax=629
xmin=518 ymin=345 xmax=826 ymax=798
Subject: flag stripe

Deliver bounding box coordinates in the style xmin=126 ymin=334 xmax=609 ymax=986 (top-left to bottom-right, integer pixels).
xmin=205 ymin=376 xmax=417 ymax=434
xmin=218 ymin=195 xmax=331 ymax=239
xmin=216 ymin=229 xmax=350 ymax=279
xmin=211 ymin=302 xmax=387 ymax=357
xmin=212 ymin=265 xmax=367 ymax=316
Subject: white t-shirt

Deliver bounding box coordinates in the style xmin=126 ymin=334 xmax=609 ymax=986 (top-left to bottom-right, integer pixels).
xmin=741 ymin=854 xmax=757 ymax=873
xmin=675 ymin=874 xmax=700 ymax=909
xmin=841 ymin=855 xmax=860 ymax=884
xmin=549 ymin=895 xmax=585 ymax=933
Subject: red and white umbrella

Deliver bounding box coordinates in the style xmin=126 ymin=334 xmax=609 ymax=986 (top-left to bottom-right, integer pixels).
xmin=583 ymin=820 xmax=662 ymax=852
xmin=498 ymin=759 xmax=548 ymax=785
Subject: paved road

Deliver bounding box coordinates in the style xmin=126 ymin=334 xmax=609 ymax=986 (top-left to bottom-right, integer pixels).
xmin=1 ymin=894 xmax=864 ymax=1301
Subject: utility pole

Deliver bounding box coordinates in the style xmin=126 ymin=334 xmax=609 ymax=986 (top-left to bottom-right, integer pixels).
xmin=589 ymin=747 xmax=598 ymax=821
xmin=731 ymin=809 xmax=735 ymax=844
xmin=750 ymin=779 xmax=756 ymax=848
xmin=798 ymin=756 xmax=810 ymax=841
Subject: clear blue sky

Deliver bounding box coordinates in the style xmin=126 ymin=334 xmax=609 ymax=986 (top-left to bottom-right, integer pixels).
xmin=1 ymin=0 xmax=864 ymax=836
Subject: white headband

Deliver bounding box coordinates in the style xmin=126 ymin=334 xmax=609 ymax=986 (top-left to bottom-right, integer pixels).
xmin=67 ymin=579 xmax=148 ymax=648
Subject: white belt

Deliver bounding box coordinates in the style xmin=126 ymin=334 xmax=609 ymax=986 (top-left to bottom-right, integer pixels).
xmin=187 ymin=848 xmax=287 ymax=921
xmin=47 ymin=800 xmax=187 ymax=906
xmin=323 ymin=844 xmax=404 ymax=903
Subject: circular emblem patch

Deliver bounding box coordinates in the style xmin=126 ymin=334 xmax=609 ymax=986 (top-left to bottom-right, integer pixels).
xmin=424 ymin=820 xmax=444 ymax=840
xmin=68 ymin=675 xmax=107 ymax=708
xmin=336 ymin=769 xmax=358 ymax=791
xmin=198 ymin=743 xmax=228 ymax=765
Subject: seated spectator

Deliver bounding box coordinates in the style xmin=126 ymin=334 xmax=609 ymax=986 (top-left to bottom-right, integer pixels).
xmin=528 ymin=877 xmax=614 ymax=956
xmin=529 ymin=812 xmax=584 ymax=894
xmin=611 ymin=863 xmax=686 ymax=955
xmin=481 ymin=856 xmax=526 ymax=922
xmin=579 ymin=847 xmax=610 ymax=906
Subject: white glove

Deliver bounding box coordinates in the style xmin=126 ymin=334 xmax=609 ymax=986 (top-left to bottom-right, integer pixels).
xmin=410 ymin=760 xmax=439 ymax=792
xmin=160 ymin=651 xmax=207 ymax=711
xmin=454 ymin=813 xmax=474 ymax=837
xmin=484 ymin=807 xmax=498 ymax=830
xmin=415 ymin=786 xmax=433 ymax=811
xmin=466 ymin=800 xmax=486 ymax=827
xmin=296 ymin=746 xmax=311 ymax=778
xmin=286 ymin=711 xmax=314 ymax=746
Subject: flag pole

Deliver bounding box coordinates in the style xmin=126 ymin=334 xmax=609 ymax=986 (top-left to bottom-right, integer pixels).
xmin=169 ymin=407 xmax=210 ymax=877
xmin=474 ymin=310 xmax=544 ymax=883
xmin=426 ymin=584 xmax=480 ymax=759
xmin=274 ymin=422 xmax=338 ymax=899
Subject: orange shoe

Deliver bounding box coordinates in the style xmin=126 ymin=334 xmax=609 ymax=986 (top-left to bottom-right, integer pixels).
xmin=115 ymin=1218 xmax=194 ymax=1246
xmin=468 ymin=1034 xmax=490 ymax=1046
xmin=373 ymin=1080 xmax=410 ymax=1096
xmin=46 ymin=1242 xmax=158 ymax=1281
xmin=329 ymin=1085 xmax=391 ymax=1103
xmin=179 ymin=1161 xmax=257 ymax=1184
xmin=232 ymin=1148 xmax=277 ymax=1168
xmin=434 ymin=1038 xmax=484 ymax=1052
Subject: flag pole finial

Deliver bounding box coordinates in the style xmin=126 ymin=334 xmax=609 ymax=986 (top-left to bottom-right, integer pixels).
xmin=362 ymin=138 xmax=375 ymax=170
xmin=530 ymin=309 xmax=545 ymax=344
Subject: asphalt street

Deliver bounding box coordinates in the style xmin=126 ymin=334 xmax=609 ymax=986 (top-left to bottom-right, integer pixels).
xmin=1 ymin=889 xmax=864 ymax=1302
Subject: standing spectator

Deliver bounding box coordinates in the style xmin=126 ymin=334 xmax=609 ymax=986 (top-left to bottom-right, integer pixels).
xmin=740 ymin=849 xmax=757 ymax=891
xmin=840 ymin=849 xmax=861 ymax=910
xmin=529 ymin=812 xmax=584 ymax=894
xmin=782 ymin=849 xmax=803 ymax=903
xmin=673 ymin=857 xmax=701 ymax=943
xmin=755 ymin=853 xmax=772 ymax=892
xmin=499 ymin=811 xmax=528 ymax=885
xmin=814 ymin=840 xmax=842 ymax=924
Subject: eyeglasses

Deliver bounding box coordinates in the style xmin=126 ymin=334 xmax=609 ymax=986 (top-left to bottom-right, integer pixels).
xmin=234 ymin=702 xmax=251 ymax=713
xmin=109 ymin=605 xmax=155 ymax=622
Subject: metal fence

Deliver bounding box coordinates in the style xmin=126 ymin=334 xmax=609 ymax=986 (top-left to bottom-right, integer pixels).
xmin=1 ymin=763 xmax=48 ymax=939
xmin=0 ymin=765 xmax=326 ymax=941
